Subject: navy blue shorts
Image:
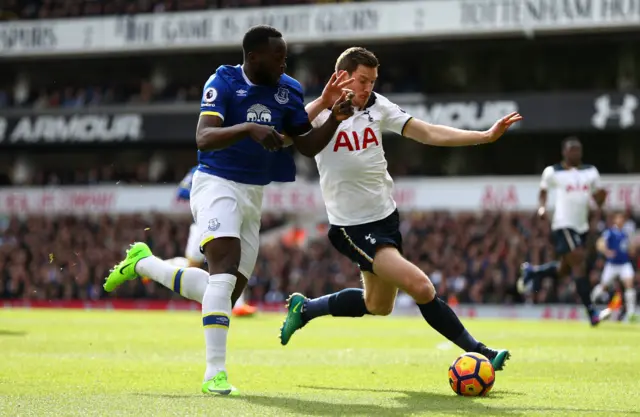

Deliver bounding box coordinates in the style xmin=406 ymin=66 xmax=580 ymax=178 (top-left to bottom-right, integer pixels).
xmin=328 ymin=210 xmax=403 ymax=273
xmin=551 ymin=228 xmax=588 ymax=256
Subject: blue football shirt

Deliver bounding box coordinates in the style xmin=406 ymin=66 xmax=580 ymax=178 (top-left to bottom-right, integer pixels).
xmin=602 ymin=227 xmax=631 ymax=265
xmin=197 ymin=65 xmax=312 ymax=186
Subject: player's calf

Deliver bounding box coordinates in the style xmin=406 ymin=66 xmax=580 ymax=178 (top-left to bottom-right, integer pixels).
xmin=136 ymin=254 xmax=209 ymax=303
xmin=104 ymin=242 xmax=212 ymax=305
xmin=279 ymin=272 xmax=398 ymax=345
xmin=200 ymin=238 xmax=241 ymax=386
xmin=590 ymin=282 xmax=608 ymax=304
xmin=373 ymin=247 xmax=510 ymax=370
xmin=517 ymin=261 xmax=560 ymax=295
xmin=279 ymin=288 xmax=372 ymax=346
xmin=362 ymin=271 xmax=397 ymax=316
xmin=621 ymin=276 xmax=637 ymax=321
xmin=364 ymin=298 xmax=394 ymax=316
xmin=567 ymin=249 xmax=600 ymax=325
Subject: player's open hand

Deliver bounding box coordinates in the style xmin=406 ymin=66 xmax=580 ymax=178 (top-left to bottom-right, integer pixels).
xmin=322 ymin=71 xmax=356 ymax=108
xmin=485 ymin=112 xmax=523 ymax=142
xmin=331 ymin=90 xmax=355 ymax=122
xmin=247 ymin=123 xmax=284 ymax=151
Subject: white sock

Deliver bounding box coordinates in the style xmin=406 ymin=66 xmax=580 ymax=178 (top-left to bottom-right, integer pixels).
xmin=235 ymin=291 xmax=245 ymax=307
xmin=202 ymin=273 xmax=236 ymax=381
xmin=166 ymin=257 xmax=190 ymax=268
xmin=136 ymin=256 xmax=208 ymax=303
xmin=625 ymin=288 xmax=637 ymax=317
xmin=591 ymin=283 xmax=605 ymax=304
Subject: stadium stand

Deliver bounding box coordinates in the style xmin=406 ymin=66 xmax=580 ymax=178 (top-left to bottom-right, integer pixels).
xmin=1 ymin=0 xmax=639 ymax=312
xmin=0 ymin=0 xmax=358 ymax=21
xmin=1 ymin=210 xmax=637 ymax=304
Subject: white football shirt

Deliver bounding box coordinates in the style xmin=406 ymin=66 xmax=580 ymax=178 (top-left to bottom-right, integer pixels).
xmin=312 ymin=93 xmax=412 ymax=226
xmin=540 ymin=164 xmax=601 ymax=233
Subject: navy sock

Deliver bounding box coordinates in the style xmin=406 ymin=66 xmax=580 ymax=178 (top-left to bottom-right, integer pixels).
xmin=302 ymin=288 xmax=370 ymax=322
xmin=529 ymin=261 xmax=559 ymax=292
xmin=574 ymin=276 xmax=596 ymax=316
xmin=531 ymin=261 xmax=559 ymax=276
xmin=302 ymin=294 xmax=332 ymax=322
xmin=417 ymin=297 xmax=480 ymax=352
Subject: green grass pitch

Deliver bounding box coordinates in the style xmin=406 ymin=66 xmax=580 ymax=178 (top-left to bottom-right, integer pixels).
xmin=1 ymin=309 xmax=639 ymax=416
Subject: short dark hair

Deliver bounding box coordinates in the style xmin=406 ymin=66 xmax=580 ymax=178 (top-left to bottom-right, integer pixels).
xmin=335 ymin=47 xmax=379 ymax=73
xmin=242 ymin=25 xmax=282 ymax=55
xmin=562 ymin=136 xmax=581 ymax=150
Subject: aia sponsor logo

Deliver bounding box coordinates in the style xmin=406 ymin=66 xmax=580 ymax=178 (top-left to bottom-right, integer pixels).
xmin=333 ymin=128 xmax=379 ymax=152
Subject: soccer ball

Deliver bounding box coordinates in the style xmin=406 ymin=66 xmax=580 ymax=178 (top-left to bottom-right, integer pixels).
xmin=448 ymin=352 xmax=495 ymax=396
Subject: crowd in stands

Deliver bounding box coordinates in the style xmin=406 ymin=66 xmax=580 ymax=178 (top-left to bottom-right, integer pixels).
xmin=1 ymin=210 xmax=638 ymax=305
xmin=0 ymin=162 xmax=195 ymax=187
xmin=0 ymin=75 xmax=407 ymax=109
xmin=0 ymin=0 xmax=357 ymax=21
xmin=0 ymin=83 xmax=207 ymax=109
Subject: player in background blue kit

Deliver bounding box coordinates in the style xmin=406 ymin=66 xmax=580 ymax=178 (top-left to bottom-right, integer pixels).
xmin=176 ymin=167 xmax=205 ymax=267
xmin=593 ymin=212 xmax=637 ymax=322
xmin=176 ymin=166 xmax=195 ymax=201
xmin=104 ymin=25 xmax=354 ymax=395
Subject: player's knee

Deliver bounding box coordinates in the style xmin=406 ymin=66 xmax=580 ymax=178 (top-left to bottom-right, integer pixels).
xmin=558 ymin=260 xmax=572 ymax=278
xmin=569 ymin=248 xmax=585 ymax=263
xmin=203 ymin=237 xmax=241 ymax=275
xmin=364 ymin=297 xmax=394 ymax=316
xmin=187 ymin=259 xmax=204 ymax=269
xmin=407 ymin=276 xmax=436 ymax=305
xmin=569 ymin=254 xmax=586 ymax=275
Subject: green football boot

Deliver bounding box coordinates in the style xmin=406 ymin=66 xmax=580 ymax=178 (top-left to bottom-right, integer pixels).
xmin=103 ymin=242 xmax=152 ymax=292
xmin=481 ymin=347 xmax=511 ymax=371
xmin=201 ymin=371 xmax=239 ymax=396
xmin=279 ymin=292 xmax=307 ymax=346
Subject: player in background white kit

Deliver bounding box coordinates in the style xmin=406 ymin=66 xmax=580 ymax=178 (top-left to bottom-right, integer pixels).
xmin=593 ymin=212 xmax=637 ymax=322
xmin=279 ymin=47 xmax=522 ymax=371
xmin=518 ymin=138 xmax=608 ymax=326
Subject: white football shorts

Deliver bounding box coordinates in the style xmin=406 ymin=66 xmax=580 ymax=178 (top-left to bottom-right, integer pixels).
xmin=185 ymin=223 xmax=205 ymax=264
xmin=601 ymin=262 xmax=635 ymax=286
xmin=190 ymin=170 xmax=263 ymax=278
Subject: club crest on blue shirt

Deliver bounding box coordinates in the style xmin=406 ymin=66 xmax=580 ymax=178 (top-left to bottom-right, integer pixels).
xmin=274 ymin=87 xmax=289 ymax=105
xmin=208 ymin=218 xmax=220 ymax=231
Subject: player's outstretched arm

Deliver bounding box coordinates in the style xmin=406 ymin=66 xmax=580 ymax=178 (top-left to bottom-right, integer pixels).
xmin=292 ymin=91 xmax=354 ymax=157
xmin=403 ymin=112 xmax=523 ymax=146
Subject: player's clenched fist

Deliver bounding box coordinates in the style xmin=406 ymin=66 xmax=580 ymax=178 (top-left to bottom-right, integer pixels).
xmin=331 ymin=90 xmax=355 ymax=122
xmin=247 ymin=123 xmax=284 ymax=151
